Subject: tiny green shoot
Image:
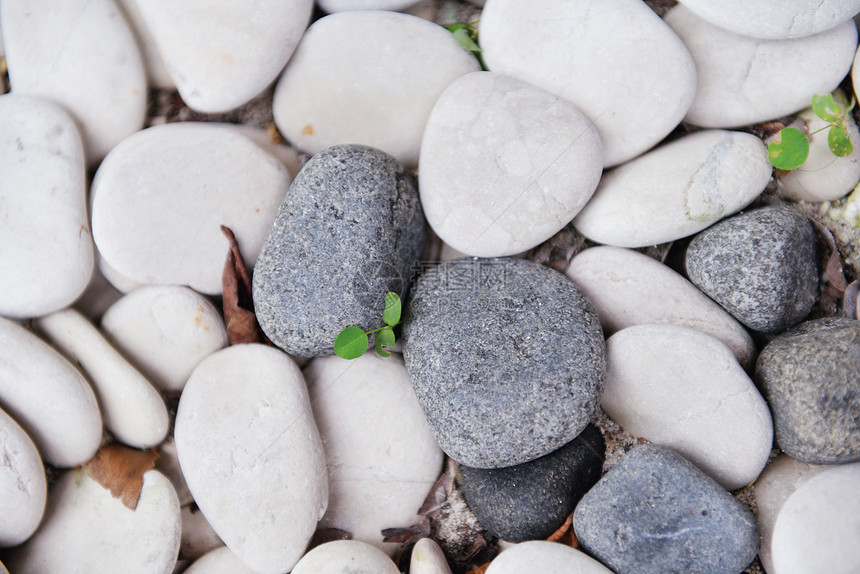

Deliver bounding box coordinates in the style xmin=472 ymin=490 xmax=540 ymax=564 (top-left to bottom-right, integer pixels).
xmin=334 ymin=292 xmax=402 ymax=360
xmin=447 ymin=21 xmax=486 ymax=70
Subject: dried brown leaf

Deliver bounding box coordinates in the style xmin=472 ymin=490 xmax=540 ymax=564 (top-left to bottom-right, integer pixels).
xmin=221 ymin=225 xmax=267 ymax=345
xmin=844 ymin=280 xmax=860 ymax=319
xmin=381 ymin=516 xmax=430 ymax=544
xmin=84 ymin=443 xmax=159 ymax=510
xmin=418 ymin=472 xmax=454 ymax=518
xmin=809 ymin=218 xmax=848 ymax=314
xmin=546 ymin=513 xmax=580 ymax=549
xmin=465 ymin=562 xmax=491 ymax=574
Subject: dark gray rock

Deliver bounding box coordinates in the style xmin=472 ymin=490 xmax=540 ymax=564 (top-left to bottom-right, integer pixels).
xmin=252 ymin=144 xmax=425 ymax=357
xmin=573 ymin=444 xmax=759 ymax=574
xmin=402 ymin=257 xmax=606 ymax=468
xmin=685 ymin=205 xmax=818 ymax=334
xmin=460 ymin=424 xmax=605 ymax=542
xmin=755 ymin=317 xmax=860 ymax=464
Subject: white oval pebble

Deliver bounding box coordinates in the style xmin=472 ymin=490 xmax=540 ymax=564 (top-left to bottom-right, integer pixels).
xmin=175 ymin=344 xmax=328 ymax=574
xmin=97 ymin=255 xmax=145 ymax=295
xmin=676 ymin=0 xmax=860 ymax=40
xmin=116 ymin=0 xmax=174 ymax=89
xmin=480 ymin=0 xmax=696 ymax=167
xmin=666 ymin=5 xmax=859 ymax=128
xmin=410 ymin=538 xmax=453 ymax=574
xmin=101 ymin=286 xmax=229 ymax=393
xmin=291 ymin=540 xmax=401 ymax=574
xmin=213 ymin=123 xmax=305 ymax=179
xmin=419 ymin=71 xmax=603 ymax=257
xmin=319 ymin=0 xmax=421 ymax=11
xmin=304 ymin=353 xmax=443 ymax=554
xmin=155 ymin=436 xmax=192 ymax=506
xmin=0 ymin=407 xmax=46 ymax=547
xmin=0 ymin=94 xmax=94 ymax=319
xmin=91 ymin=123 xmax=291 ymax=295
xmin=0 ymin=317 xmax=102 ymax=468
xmin=184 ymin=546 xmax=256 ymax=574
xmin=485 ymin=540 xmax=613 ymax=574
xmin=1 ymin=0 xmax=146 ymax=166
xmin=34 ymin=309 xmax=169 ymax=450
xmin=573 ymin=130 xmax=771 ymax=248
xmin=137 ymin=0 xmax=313 ymax=113
xmin=273 ymin=10 xmax=480 ymax=167
xmin=602 ymin=324 xmax=773 ymax=490
xmin=566 ymin=246 xmax=756 ymax=369
xmin=771 ymin=462 xmax=860 ymax=574
xmin=6 ymin=469 xmax=181 ymax=574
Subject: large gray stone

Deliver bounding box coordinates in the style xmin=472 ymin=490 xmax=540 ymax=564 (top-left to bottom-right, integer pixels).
xmin=402 ymin=257 xmax=606 ymax=468
xmin=755 ymin=317 xmax=860 ymax=464
xmin=253 ymin=144 xmax=425 ymax=357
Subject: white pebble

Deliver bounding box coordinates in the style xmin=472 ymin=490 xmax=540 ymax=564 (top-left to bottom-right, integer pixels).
xmin=116 ymin=0 xmax=174 ymax=89
xmin=410 ymin=538 xmax=453 ymax=574
xmin=184 ymin=546 xmax=256 ymax=574
xmin=319 ymin=0 xmax=421 ymax=11
xmin=0 ymin=94 xmax=93 ymax=319
xmin=155 ymin=436 xmax=192 ymax=506
xmin=0 ymin=317 xmax=102 ymax=468
xmin=34 ymin=309 xmax=169 ymax=450
xmin=291 ymin=540 xmax=401 ymax=574
xmin=485 ymin=540 xmax=613 ymax=574
xmin=602 ymin=324 xmax=773 ymax=490
xmin=0 ymin=408 xmax=46 ymax=547
xmin=175 ymin=344 xmax=328 ymax=573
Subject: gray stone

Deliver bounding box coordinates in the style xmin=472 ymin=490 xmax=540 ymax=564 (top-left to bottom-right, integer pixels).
xmin=755 ymin=317 xmax=860 ymax=464
xmin=402 ymin=257 xmax=606 ymax=468
xmin=573 ymin=444 xmax=759 ymax=574
xmin=685 ymin=205 xmax=818 ymax=334
xmin=460 ymin=424 xmax=605 ymax=542
xmin=253 ymin=144 xmax=425 ymax=357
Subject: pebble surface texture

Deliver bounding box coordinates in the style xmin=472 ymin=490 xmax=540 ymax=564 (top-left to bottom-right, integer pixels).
xmin=402 ymin=257 xmax=606 ymax=468
xmin=484 ymin=541 xmax=613 ymax=574
xmin=0 ymin=408 xmax=46 ymax=547
xmin=459 ymin=424 xmax=605 ymax=541
xmin=573 ymin=444 xmax=759 ymax=574
xmin=755 ymin=317 xmax=860 ymax=464
xmin=290 ymin=540 xmax=402 ymax=574
xmin=253 ymin=144 xmax=426 ymax=357
xmin=686 ymin=205 xmax=819 ymax=334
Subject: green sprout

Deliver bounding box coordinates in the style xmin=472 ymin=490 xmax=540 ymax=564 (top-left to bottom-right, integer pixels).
xmin=334 ymin=292 xmax=401 ymax=360
xmin=768 ymin=92 xmax=855 ymax=171
xmin=447 ymin=21 xmax=486 ymax=70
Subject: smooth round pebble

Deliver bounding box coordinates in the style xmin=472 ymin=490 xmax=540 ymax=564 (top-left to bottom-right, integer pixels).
xmin=0 ymin=94 xmax=94 ymax=319
xmin=485 ymin=541 xmax=613 ymax=574
xmin=480 ymin=0 xmax=696 ymax=167
xmin=291 ymin=540 xmax=401 ymax=574
xmin=100 ymin=286 xmax=229 ymax=393
xmin=154 ymin=436 xmax=192 ymax=506
xmin=666 ymin=5 xmax=858 ymax=128
xmin=573 ymin=130 xmax=771 ymax=247
xmin=253 ymin=144 xmax=425 ymax=357
xmin=566 ymin=246 xmax=756 ymax=369
xmin=6 ymin=469 xmax=180 ymax=574
xmin=184 ymin=546 xmax=256 ymax=574
xmin=0 ymin=317 xmax=102 ymax=468
xmin=460 ymin=425 xmax=605 ymax=542
xmin=771 ymin=462 xmax=860 ymax=574
xmin=304 ymin=353 xmax=443 ymax=554
xmin=419 ymin=71 xmax=603 ymax=257
xmin=35 ymin=309 xmax=169 ymax=450
xmin=402 ymin=257 xmax=606 ymax=468
xmin=0 ymin=408 xmax=46 ymax=547
xmin=685 ymin=205 xmax=818 ymax=334
xmin=273 ymin=11 xmax=480 ymax=167
xmin=602 ymin=325 xmax=772 ymax=490
xmin=1 ymin=0 xmax=146 ymax=165
xmin=116 ymin=0 xmax=174 ymax=89
xmin=573 ymin=444 xmax=759 ymax=574
xmin=410 ymin=537 xmax=453 ymax=574
xmin=175 ymin=344 xmax=328 ymax=573
xmin=755 ymin=317 xmax=860 ymax=464
xmin=91 ymin=123 xmax=291 ymax=295
xmin=319 ymin=0 xmax=420 ymax=11
xmin=137 ymin=0 xmax=313 ymax=113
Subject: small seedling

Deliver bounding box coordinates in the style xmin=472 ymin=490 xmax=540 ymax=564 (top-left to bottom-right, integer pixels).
xmin=447 ymin=21 xmax=486 ymax=70
xmin=334 ymin=292 xmax=401 ymax=360
xmin=768 ymin=92 xmax=855 ymax=171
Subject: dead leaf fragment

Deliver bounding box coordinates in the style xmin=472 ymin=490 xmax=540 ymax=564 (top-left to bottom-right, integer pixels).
xmin=418 ymin=472 xmax=454 ymax=518
xmin=465 ymin=562 xmax=491 ymax=574
xmin=221 ymin=225 xmax=267 ymax=345
xmin=546 ymin=513 xmax=580 ymax=549
xmin=809 ymin=218 xmax=848 ymax=314
xmin=381 ymin=516 xmax=431 ymax=544
xmin=308 ymin=527 xmax=352 ymax=550
xmin=84 ymin=443 xmax=159 ymax=510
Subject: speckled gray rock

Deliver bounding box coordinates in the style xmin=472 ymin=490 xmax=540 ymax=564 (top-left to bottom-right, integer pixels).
xmin=460 ymin=424 xmax=605 ymax=542
xmin=685 ymin=205 xmax=818 ymax=334
xmin=573 ymin=444 xmax=759 ymax=574
xmin=755 ymin=317 xmax=860 ymax=464
xmin=253 ymin=144 xmax=425 ymax=357
xmin=402 ymin=257 xmax=606 ymax=468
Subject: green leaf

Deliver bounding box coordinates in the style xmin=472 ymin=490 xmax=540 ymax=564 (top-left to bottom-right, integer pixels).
xmin=375 ymin=327 xmax=395 ymax=357
xmin=452 ymin=27 xmax=482 ymax=54
xmin=382 ymin=292 xmax=401 ymax=327
xmin=334 ymin=326 xmax=368 ymax=360
xmin=812 ymin=93 xmax=843 ymax=123
xmin=828 ymin=124 xmax=853 ymax=157
xmin=768 ymin=128 xmax=810 ymax=170
xmin=446 ymin=23 xmax=466 ymax=33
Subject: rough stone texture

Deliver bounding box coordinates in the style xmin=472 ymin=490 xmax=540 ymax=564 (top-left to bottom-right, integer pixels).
xmin=685 ymin=205 xmax=819 ymax=334
xmin=573 ymin=444 xmax=759 ymax=574
xmin=755 ymin=317 xmax=860 ymax=464
xmin=253 ymin=144 xmax=426 ymax=358
xmin=459 ymin=424 xmax=605 ymax=541
xmin=402 ymin=257 xmax=606 ymax=468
